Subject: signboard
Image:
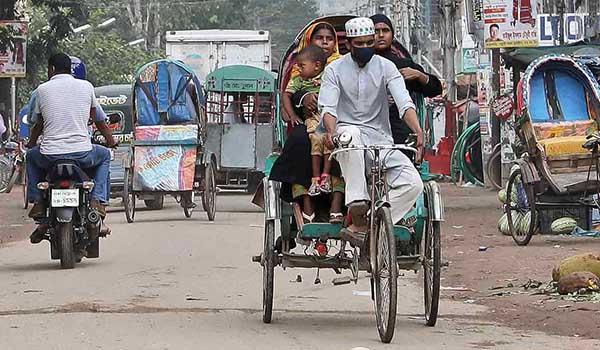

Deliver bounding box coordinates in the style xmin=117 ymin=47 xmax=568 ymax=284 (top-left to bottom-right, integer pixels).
xmin=491 ymin=94 xmax=514 ymax=121
xmin=483 ymin=0 xmax=539 ymax=48
xmin=462 ymin=48 xmax=479 ymax=73
xmin=0 ymin=21 xmax=27 ymax=78
xmin=538 ymin=13 xmax=586 ymax=46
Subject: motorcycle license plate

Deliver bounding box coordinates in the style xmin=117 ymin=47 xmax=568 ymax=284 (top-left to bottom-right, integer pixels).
xmin=51 ymin=189 xmax=79 ymax=207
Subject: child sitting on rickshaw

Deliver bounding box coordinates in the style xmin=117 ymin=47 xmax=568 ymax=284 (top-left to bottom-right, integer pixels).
xmin=280 ymin=45 xmax=344 ymax=224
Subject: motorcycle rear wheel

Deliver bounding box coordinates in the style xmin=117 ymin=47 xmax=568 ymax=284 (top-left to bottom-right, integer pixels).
xmin=58 ymin=222 xmax=75 ymax=269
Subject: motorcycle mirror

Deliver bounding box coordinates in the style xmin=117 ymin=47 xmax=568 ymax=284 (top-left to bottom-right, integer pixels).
xmin=22 ymin=114 xmax=30 ymax=125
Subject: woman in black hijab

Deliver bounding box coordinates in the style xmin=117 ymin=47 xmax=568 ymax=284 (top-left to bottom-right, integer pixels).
xmin=370 ymin=14 xmax=443 ymax=144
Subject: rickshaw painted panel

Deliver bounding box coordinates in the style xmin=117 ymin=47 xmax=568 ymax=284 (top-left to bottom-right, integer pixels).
xmin=256 ymin=124 xmax=274 ymax=172
xmin=533 ymin=120 xmax=596 ymax=140
xmin=133 ymin=145 xmax=197 ymax=191
xmin=135 ymin=125 xmax=198 ymax=142
xmin=220 ymin=124 xmax=256 ymax=168
xmin=205 ymin=123 xmax=223 ymax=168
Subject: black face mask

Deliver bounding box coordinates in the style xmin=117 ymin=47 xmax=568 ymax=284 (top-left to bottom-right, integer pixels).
xmin=351 ymin=46 xmax=375 ymax=66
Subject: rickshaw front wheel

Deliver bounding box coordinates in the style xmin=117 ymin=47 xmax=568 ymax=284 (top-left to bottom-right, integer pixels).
xmin=373 ymin=206 xmax=398 ymax=343
xmin=202 ymin=161 xmax=217 ymax=222
xmin=123 ymin=168 xmax=136 ymax=223
xmin=183 ymin=192 xmax=195 ymax=218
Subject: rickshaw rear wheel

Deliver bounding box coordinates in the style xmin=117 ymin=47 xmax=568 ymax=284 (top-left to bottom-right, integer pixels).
xmin=123 ymin=168 xmax=136 ymax=223
xmin=423 ymin=215 xmax=441 ymax=326
xmin=373 ymin=206 xmax=398 ymax=343
xmin=262 ymin=219 xmax=275 ymax=324
xmin=202 ymin=161 xmax=217 ymax=222
xmin=506 ymin=168 xmax=537 ymax=246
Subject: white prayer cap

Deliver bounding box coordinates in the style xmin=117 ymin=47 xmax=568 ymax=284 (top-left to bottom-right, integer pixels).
xmin=345 ymin=17 xmax=375 ymax=38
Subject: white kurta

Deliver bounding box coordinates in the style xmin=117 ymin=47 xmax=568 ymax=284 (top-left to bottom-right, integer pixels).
xmin=318 ymin=54 xmax=423 ymax=223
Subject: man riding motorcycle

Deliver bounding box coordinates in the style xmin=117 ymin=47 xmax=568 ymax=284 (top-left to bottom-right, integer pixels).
xmin=26 ymin=53 xmax=117 ymax=244
xmin=319 ymin=17 xmax=424 ymax=246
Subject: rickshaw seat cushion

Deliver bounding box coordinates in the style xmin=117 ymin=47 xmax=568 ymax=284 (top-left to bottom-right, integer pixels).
xmin=533 ymin=120 xmax=596 ymax=140
xmin=539 ymin=136 xmax=588 ymax=157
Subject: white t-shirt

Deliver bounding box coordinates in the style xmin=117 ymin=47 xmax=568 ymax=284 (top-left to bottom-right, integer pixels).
xmin=34 ymin=74 xmax=98 ymax=155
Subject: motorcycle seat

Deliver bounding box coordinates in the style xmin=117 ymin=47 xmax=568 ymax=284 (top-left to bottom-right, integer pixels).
xmin=47 ymin=160 xmax=90 ymax=182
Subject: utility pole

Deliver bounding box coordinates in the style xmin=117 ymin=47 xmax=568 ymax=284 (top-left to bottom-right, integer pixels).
xmin=441 ymin=0 xmax=457 ymax=102
xmin=0 ymin=0 xmax=16 ymax=140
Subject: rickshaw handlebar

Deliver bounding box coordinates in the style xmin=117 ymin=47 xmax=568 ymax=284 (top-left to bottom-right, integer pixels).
xmin=329 ymin=144 xmax=418 ymax=160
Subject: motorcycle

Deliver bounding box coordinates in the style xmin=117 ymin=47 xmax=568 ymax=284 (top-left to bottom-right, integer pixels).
xmin=33 ymin=113 xmax=121 ymax=269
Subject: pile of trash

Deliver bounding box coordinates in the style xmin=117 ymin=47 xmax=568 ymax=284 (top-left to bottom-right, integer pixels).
xmin=553 ymin=253 xmax=600 ymax=296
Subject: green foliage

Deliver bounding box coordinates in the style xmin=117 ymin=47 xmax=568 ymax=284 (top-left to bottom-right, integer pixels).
xmin=246 ymin=0 xmax=317 ymax=65
xmin=16 ymin=0 xmax=319 ymax=105
xmin=62 ymin=30 xmax=163 ymax=86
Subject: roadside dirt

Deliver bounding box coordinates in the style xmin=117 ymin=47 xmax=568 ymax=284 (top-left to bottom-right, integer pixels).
xmin=0 ymin=187 xmax=33 ymax=245
xmin=440 ymin=183 xmax=600 ymax=339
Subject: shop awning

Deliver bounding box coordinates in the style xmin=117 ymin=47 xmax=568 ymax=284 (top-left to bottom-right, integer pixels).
xmin=503 ymin=41 xmax=600 ymax=70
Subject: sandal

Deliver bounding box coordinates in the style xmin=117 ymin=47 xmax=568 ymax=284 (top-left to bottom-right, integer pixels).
xmin=319 ymin=173 xmax=332 ymax=193
xmin=329 ymin=212 xmax=343 ymax=224
xmin=302 ymin=212 xmax=315 ymax=224
xmin=308 ymin=177 xmax=321 ymax=197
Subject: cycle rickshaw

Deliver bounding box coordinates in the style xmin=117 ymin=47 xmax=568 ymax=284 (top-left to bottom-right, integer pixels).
xmin=204 ymin=65 xmax=280 ymax=192
xmin=252 ymin=15 xmax=444 ymax=343
xmin=123 ymin=59 xmax=217 ymax=222
xmin=505 ymin=53 xmax=600 ymax=245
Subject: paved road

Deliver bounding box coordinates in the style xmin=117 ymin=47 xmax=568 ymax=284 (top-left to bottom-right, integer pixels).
xmin=0 ymin=194 xmax=598 ymax=349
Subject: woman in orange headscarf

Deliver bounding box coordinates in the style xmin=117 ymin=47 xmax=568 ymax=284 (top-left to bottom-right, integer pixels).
xmin=290 ymin=22 xmax=342 ymax=80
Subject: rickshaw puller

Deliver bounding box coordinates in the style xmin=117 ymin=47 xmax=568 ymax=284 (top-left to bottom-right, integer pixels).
xmin=319 ymin=18 xmax=424 ymax=246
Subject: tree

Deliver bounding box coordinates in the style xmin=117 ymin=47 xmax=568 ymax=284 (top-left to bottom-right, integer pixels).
xmin=246 ymin=0 xmax=318 ymax=66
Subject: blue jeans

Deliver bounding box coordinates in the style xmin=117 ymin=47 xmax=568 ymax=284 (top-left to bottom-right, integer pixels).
xmin=27 ymin=145 xmax=111 ymax=204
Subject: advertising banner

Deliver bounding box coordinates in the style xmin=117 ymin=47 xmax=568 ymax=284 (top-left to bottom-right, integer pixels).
xmin=0 ymin=21 xmax=27 ymax=78
xmin=538 ymin=13 xmax=586 ymax=46
xmin=483 ymin=0 xmax=539 ymax=48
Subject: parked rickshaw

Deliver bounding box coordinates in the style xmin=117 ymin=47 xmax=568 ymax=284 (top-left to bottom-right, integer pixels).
xmin=252 ymin=15 xmax=444 ymax=343
xmin=505 ymin=53 xmax=600 ymax=245
xmin=204 ymin=65 xmax=280 ymax=191
xmin=123 ymin=59 xmax=217 ymax=222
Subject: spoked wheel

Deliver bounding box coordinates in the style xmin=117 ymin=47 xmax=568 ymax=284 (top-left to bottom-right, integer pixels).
xmin=123 ymin=168 xmax=136 ymax=223
xmin=183 ymin=192 xmax=195 ymax=218
xmin=505 ymin=167 xmax=537 ymax=246
xmin=202 ymin=161 xmax=217 ymax=221
xmin=373 ymin=207 xmax=398 ymax=343
xmin=262 ymin=219 xmax=275 ymax=324
xmin=4 ymin=164 xmax=19 ymax=194
xmin=0 ymin=157 xmax=11 ymax=193
xmin=58 ymin=222 xmax=75 ymax=269
xmin=22 ymin=166 xmax=28 ymax=210
xmin=423 ymin=215 xmax=441 ymax=326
